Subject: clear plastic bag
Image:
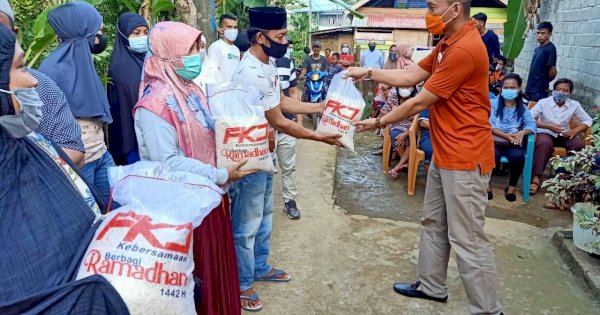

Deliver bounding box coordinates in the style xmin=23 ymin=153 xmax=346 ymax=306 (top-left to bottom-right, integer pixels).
xmin=316 ymin=71 xmax=366 ymax=151
xmin=76 ymin=162 xmax=224 ymax=315
xmin=208 ymin=82 xmax=274 ymax=172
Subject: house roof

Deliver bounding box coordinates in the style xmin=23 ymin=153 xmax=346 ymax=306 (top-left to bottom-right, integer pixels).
xmin=351 ymin=13 xmax=426 ymax=29
xmin=291 ymin=0 xmax=346 ymax=13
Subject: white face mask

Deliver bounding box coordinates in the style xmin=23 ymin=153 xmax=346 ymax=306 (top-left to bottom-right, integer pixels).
xmin=0 ymin=87 xmax=44 ymax=138
xmin=223 ymin=29 xmax=238 ymax=42
xmin=341 ymin=47 xmax=349 ymax=54
xmin=398 ymin=88 xmax=413 ymax=98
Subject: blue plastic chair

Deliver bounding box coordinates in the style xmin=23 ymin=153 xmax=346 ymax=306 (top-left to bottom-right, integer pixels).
xmin=499 ymin=133 xmax=535 ymax=202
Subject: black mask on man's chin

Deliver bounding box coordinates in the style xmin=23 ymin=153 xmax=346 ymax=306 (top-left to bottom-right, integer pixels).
xmin=368 ymin=45 xmax=376 ymax=52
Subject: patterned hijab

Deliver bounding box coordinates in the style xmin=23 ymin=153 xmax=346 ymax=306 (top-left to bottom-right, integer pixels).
xmin=395 ymin=42 xmax=415 ymax=70
xmin=134 ymin=22 xmax=215 ymax=165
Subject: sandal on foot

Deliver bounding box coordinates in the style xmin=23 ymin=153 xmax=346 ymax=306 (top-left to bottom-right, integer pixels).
xmin=529 ymin=181 xmax=540 ymax=195
xmin=241 ymin=292 xmax=263 ymax=312
xmin=256 ymin=268 xmax=291 ymax=282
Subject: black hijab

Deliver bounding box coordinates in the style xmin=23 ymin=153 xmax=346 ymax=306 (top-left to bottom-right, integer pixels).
xmin=107 ymin=13 xmax=148 ymax=163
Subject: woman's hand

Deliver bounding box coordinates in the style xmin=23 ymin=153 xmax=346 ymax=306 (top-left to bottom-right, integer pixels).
xmin=395 ymin=132 xmax=408 ymax=147
xmin=343 ymin=67 xmax=369 ymax=82
xmin=354 ymin=118 xmax=378 ymax=132
xmin=511 ymin=131 xmax=525 ymax=146
xmin=226 ymin=160 xmax=258 ymax=182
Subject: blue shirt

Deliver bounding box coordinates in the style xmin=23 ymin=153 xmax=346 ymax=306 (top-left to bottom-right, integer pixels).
xmin=360 ymin=49 xmax=384 ymax=69
xmin=418 ymin=109 xmax=430 ymax=139
xmin=489 ymin=99 xmax=537 ymax=134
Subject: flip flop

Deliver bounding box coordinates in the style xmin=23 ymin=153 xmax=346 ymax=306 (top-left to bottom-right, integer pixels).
xmin=256 ymin=268 xmax=291 ymax=282
xmin=241 ymin=292 xmax=263 ymax=312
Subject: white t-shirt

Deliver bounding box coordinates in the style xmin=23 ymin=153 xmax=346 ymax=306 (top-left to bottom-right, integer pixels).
xmin=207 ymin=39 xmax=241 ymax=82
xmin=233 ymin=51 xmax=281 ymax=112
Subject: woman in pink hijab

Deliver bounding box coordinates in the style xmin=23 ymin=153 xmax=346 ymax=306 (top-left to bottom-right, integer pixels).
xmin=134 ymin=22 xmax=252 ymax=315
xmin=395 ymin=42 xmax=415 ymax=70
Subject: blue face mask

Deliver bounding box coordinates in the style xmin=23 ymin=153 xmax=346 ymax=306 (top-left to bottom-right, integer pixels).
xmin=501 ymin=89 xmax=519 ymax=101
xmin=175 ymin=53 xmax=203 ymax=80
xmin=129 ymin=36 xmax=149 ymax=54
xmin=552 ymin=90 xmax=569 ymax=103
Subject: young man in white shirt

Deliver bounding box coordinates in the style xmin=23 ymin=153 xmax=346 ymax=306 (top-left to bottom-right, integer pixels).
xmin=529 ymin=78 xmax=593 ymax=195
xmin=207 ymin=14 xmax=240 ymax=81
xmin=230 ymin=7 xmax=341 ymax=312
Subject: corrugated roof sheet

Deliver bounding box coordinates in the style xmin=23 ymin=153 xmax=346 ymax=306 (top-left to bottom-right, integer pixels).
xmin=351 ymin=13 xmax=426 ymax=29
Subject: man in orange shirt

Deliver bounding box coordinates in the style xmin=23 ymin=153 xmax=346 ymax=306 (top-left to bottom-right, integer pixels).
xmin=345 ymin=1 xmax=502 ymax=314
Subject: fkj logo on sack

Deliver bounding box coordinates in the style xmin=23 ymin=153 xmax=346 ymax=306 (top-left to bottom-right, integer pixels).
xmin=325 ymin=100 xmax=360 ymax=120
xmin=96 ymin=211 xmax=193 ymax=254
xmin=223 ymin=123 xmax=269 ymax=144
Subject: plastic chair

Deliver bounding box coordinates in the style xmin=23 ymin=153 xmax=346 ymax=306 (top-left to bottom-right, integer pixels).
xmin=382 ymin=126 xmax=392 ymax=174
xmin=407 ymin=116 xmax=425 ymax=196
xmin=498 ymin=134 xmax=535 ymax=202
xmin=552 ymin=126 xmax=592 ymax=157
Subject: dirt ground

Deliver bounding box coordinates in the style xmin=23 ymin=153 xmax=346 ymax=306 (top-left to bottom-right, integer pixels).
xmin=250 ymin=124 xmax=600 ymax=315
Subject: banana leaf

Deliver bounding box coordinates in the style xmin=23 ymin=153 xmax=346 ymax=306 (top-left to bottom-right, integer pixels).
xmin=502 ymin=0 xmax=527 ymax=59
xmin=152 ymin=0 xmax=176 ymax=18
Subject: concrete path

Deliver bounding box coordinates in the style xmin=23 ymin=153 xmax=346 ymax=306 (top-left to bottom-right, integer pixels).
xmin=253 ymin=135 xmax=599 ymax=314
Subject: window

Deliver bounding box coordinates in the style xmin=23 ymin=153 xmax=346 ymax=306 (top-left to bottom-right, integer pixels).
xmin=328 ymin=17 xmax=336 ymax=25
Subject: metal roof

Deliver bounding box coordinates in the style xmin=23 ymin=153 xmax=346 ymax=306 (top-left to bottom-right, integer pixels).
xmin=351 ymin=13 xmax=426 ymax=29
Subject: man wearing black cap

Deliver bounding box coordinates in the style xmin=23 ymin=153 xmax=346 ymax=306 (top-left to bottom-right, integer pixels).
xmin=472 ymin=12 xmax=500 ymax=67
xmin=299 ymin=40 xmax=329 ymax=82
xmin=229 ymin=6 xmax=341 ymax=312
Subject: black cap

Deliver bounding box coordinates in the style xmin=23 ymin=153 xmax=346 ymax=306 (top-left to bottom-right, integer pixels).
xmin=472 ymin=12 xmax=487 ymax=23
xmin=249 ymin=7 xmax=287 ymax=30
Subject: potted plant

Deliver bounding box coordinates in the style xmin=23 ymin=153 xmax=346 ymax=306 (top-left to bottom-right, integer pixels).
xmin=543 ymin=120 xmax=600 ymax=254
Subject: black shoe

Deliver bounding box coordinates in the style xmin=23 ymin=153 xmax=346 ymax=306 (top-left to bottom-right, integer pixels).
xmin=487 ymin=191 xmax=493 ymax=200
xmin=393 ymin=281 xmax=448 ymax=303
xmin=504 ymin=187 xmax=516 ymax=202
xmin=284 ymin=200 xmax=301 ymax=220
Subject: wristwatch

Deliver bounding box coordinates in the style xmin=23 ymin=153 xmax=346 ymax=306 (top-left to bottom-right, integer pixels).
xmin=366 ymin=67 xmax=373 ymax=80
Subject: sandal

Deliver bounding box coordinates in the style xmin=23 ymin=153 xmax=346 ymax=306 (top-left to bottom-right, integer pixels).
xmin=241 ymin=292 xmax=263 ymax=312
xmin=256 ymin=268 xmax=291 ymax=282
xmin=529 ymin=181 xmax=540 ymax=195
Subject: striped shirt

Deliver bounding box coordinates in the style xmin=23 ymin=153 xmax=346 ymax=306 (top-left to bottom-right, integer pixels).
xmin=275 ymin=55 xmax=298 ymax=120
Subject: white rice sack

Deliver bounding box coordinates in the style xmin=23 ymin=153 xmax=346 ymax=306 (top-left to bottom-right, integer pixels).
xmin=316 ymin=72 xmax=366 ymax=151
xmin=77 ymin=205 xmax=196 ymax=315
xmin=77 ymin=170 xmax=224 ymax=315
xmin=209 ymin=83 xmax=274 ymax=172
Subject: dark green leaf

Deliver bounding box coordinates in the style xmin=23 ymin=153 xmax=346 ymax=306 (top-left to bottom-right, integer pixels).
xmin=152 ymin=0 xmax=176 ymax=16
xmin=120 ymin=0 xmax=139 ymax=12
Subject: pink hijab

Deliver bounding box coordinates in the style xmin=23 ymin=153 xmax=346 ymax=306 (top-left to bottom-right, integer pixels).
xmin=395 ymin=42 xmax=415 ymax=70
xmin=134 ymin=22 xmax=216 ymax=165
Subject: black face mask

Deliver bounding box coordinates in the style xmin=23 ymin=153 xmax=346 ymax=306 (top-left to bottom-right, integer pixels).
xmin=368 ymin=45 xmax=376 ymax=52
xmin=389 ymin=52 xmax=398 ymax=61
xmin=91 ymin=34 xmax=108 ymax=54
xmin=261 ymin=34 xmax=287 ymax=59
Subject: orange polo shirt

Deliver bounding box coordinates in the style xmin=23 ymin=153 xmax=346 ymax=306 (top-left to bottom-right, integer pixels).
xmin=418 ymin=20 xmax=495 ymax=174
